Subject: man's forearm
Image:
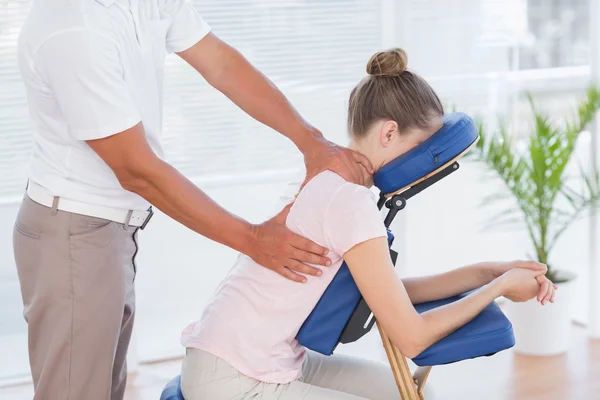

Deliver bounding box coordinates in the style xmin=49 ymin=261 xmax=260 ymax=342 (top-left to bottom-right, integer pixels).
xmin=124 ymin=157 xmax=255 ymax=255
xmin=402 ymin=262 xmax=492 ymax=304
xmin=204 ymin=43 xmax=321 ymax=152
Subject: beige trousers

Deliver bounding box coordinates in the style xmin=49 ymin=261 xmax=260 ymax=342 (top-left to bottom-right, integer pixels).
xmin=181 ymin=348 xmax=436 ymax=400
xmin=13 ymin=195 xmax=139 ymax=400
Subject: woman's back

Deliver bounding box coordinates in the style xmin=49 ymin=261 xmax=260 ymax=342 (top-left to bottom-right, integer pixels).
xmin=181 ymin=170 xmax=387 ymax=383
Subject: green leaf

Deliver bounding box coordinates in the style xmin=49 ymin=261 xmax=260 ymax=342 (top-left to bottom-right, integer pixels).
xmin=468 ymin=84 xmax=600 ymax=272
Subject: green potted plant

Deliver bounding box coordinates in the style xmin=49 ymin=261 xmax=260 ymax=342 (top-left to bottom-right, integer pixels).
xmin=470 ymin=86 xmax=600 ymax=355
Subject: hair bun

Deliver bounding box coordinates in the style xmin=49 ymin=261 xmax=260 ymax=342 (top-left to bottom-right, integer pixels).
xmin=366 ymin=48 xmax=408 ymax=77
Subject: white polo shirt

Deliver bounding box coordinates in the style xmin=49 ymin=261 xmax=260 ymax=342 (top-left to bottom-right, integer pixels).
xmin=18 ymin=0 xmax=211 ymax=210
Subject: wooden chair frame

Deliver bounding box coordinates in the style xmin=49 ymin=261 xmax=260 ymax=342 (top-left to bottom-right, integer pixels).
xmin=374 ymin=139 xmax=478 ymax=399
xmin=378 ymin=324 xmax=432 ymax=400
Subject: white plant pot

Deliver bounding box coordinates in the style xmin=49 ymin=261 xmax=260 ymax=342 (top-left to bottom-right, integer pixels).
xmin=506 ymin=270 xmax=576 ymax=356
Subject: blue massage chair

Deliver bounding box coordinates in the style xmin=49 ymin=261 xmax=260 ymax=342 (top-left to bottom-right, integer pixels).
xmin=160 ymin=113 xmax=515 ymax=400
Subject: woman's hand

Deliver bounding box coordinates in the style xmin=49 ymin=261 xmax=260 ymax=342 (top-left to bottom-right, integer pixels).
xmin=487 ymin=260 xmax=547 ymax=280
xmin=534 ymin=275 xmax=557 ymax=305
xmin=496 ymin=267 xmax=556 ymax=304
xmin=497 ymin=268 xmax=544 ymax=302
xmin=486 ymin=260 xmax=557 ymax=304
xmin=301 ymin=136 xmax=374 ymax=186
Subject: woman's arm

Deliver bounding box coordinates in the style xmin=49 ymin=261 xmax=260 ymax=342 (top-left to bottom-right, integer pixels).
xmin=402 ymin=263 xmax=491 ymax=304
xmin=402 ymin=260 xmax=547 ymax=304
xmin=343 ymin=237 xmax=545 ymax=358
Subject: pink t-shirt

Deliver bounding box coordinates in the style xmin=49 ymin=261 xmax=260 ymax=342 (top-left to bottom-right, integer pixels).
xmin=181 ymin=171 xmax=387 ymax=383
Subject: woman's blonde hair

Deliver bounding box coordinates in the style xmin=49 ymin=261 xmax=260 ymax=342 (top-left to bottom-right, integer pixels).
xmin=348 ymin=48 xmax=443 ymax=138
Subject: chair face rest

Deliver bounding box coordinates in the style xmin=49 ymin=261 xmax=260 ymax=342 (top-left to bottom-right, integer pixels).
xmin=160 ymin=375 xmax=184 ymax=400
xmin=373 ymin=112 xmax=479 ymax=195
xmin=296 ymin=231 xmax=395 ymax=355
xmin=412 ymin=292 xmax=515 ymax=366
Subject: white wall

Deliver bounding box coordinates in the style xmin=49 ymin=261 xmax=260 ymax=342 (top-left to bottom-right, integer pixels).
xmin=0 ymin=202 xmax=28 ymax=382
xmin=401 ymin=157 xmax=592 ymax=321
xmin=133 ymin=178 xmax=293 ymax=361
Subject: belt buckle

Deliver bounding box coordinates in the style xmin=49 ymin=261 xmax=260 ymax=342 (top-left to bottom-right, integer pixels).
xmin=140 ymin=207 xmax=154 ymax=230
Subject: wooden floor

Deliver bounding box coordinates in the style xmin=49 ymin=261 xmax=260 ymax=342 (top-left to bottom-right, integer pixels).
xmin=434 ymin=325 xmax=600 ymax=400
xmin=2 ymin=325 xmax=599 ymax=400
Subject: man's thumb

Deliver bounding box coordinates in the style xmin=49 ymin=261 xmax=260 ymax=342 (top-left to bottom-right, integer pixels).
xmin=273 ymin=203 xmax=293 ymax=224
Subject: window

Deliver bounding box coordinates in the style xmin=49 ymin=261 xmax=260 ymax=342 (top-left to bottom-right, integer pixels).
xmin=519 ymin=0 xmax=590 ymax=69
xmin=145 ymin=0 xmax=384 ymax=185
xmin=0 ymin=1 xmax=30 ymax=202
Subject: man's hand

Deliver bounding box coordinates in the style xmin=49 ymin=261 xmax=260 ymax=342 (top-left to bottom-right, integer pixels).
xmin=302 ymin=136 xmax=374 ymax=187
xmin=248 ymin=203 xmax=331 ymax=283
xmin=176 ymin=35 xmax=361 ymax=281
xmin=87 ymin=125 xmax=333 ymax=284
xmin=178 ymin=34 xmax=373 ymax=188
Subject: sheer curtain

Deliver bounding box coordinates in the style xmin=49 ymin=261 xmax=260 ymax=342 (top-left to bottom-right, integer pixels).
xmin=0 ymin=1 xmax=31 ymax=202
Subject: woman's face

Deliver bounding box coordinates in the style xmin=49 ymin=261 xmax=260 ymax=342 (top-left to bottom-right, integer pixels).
xmin=357 ymin=117 xmax=443 ymax=173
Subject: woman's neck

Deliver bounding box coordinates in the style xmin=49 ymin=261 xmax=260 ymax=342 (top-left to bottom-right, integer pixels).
xmin=349 ymin=140 xmax=377 ymax=188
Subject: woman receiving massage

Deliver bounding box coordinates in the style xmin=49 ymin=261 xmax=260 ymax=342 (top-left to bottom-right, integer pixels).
xmin=179 ymin=48 xmax=556 ymax=400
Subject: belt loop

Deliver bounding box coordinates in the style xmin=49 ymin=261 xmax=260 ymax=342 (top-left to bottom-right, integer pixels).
xmin=51 ymin=196 xmax=59 ymax=216
xmin=124 ymin=210 xmax=133 ymax=229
